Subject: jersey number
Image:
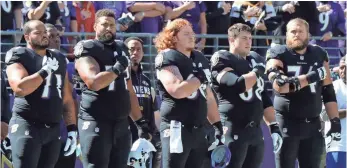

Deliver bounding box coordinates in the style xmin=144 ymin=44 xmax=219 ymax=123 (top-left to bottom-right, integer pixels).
xmin=1 ymin=1 xmax=11 ymax=13
xmin=287 ymin=65 xmax=316 ymax=93
xmin=42 ymin=74 xmax=62 ymax=99
xmin=239 ymin=77 xmax=265 ymax=101
xmin=319 ymin=12 xmax=330 ymax=32
xmin=105 ymin=66 xmax=129 ymax=91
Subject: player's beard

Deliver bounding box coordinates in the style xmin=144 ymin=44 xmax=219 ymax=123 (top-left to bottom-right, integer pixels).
xmin=31 ymin=38 xmax=49 ymax=50
xmin=286 ymin=38 xmax=309 ymax=51
xmin=98 ymin=31 xmax=115 ymax=44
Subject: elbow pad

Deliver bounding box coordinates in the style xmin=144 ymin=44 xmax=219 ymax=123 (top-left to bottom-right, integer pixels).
xmin=219 ymin=72 xmax=246 ymax=94
xmin=262 ymin=92 xmax=273 ymax=109
xmin=322 ymin=84 xmax=337 ymax=104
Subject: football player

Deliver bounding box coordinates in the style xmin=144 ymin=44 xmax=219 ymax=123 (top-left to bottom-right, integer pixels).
xmin=43 ymin=23 xmax=78 ymax=168
xmin=153 ymin=18 xmax=223 ymax=168
xmin=73 ymin=9 xmax=151 ymax=168
xmin=210 ymin=23 xmax=282 ymax=168
xmin=5 ymin=20 xmax=77 ymax=168
xmin=265 ymin=18 xmax=341 ymax=168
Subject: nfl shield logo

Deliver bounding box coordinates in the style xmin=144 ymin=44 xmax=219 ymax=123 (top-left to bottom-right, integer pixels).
xmin=300 ymin=56 xmax=304 ymax=60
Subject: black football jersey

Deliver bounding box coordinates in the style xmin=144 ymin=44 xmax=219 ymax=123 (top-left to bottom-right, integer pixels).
xmin=74 ymin=39 xmax=131 ymax=121
xmin=266 ymin=44 xmax=329 ymax=118
xmin=155 ymin=49 xmax=211 ymax=126
xmin=5 ymin=47 xmax=67 ymax=123
xmin=211 ymin=50 xmax=266 ymax=125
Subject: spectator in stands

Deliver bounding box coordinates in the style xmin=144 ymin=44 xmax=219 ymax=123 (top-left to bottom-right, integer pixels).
xmin=312 ymin=1 xmax=346 ymax=66
xmin=126 ymin=2 xmax=166 ymax=34
xmin=230 ymin=1 xmax=279 ymax=56
xmin=23 ymin=1 xmax=62 ymax=25
xmin=1 ymin=1 xmax=23 ymax=61
xmin=93 ymin=1 xmax=129 ymax=32
xmin=205 ymin=1 xmax=232 ymax=56
xmin=124 ymin=37 xmax=162 ymax=168
xmin=321 ymin=56 xmax=346 ymax=168
xmin=73 ymin=1 xmax=95 ymax=39
xmin=338 ymin=1 xmax=347 ymax=57
xmin=164 ymin=1 xmax=207 ymax=52
xmin=57 ymin=1 xmax=78 ymax=57
xmin=272 ymin=1 xmax=320 ymax=45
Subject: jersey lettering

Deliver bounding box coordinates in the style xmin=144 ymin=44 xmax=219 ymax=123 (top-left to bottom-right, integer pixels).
xmin=42 ymin=74 xmax=62 ymax=99
xmin=239 ymin=77 xmax=265 ymax=101
xmin=288 ymin=65 xmax=316 ymax=93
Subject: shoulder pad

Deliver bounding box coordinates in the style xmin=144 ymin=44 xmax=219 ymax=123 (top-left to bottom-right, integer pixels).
xmin=73 ymin=39 xmax=95 ymax=58
xmin=5 ymin=46 xmax=26 ymax=65
xmin=210 ymin=50 xmax=231 ymax=67
xmin=155 ymin=49 xmax=176 ymax=69
xmin=249 ymin=51 xmax=265 ymax=64
xmin=309 ymin=44 xmax=329 ymax=62
xmin=265 ymin=44 xmax=286 ymax=61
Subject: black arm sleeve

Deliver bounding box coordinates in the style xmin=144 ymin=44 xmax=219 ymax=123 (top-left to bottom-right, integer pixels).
xmin=218 ymin=71 xmax=246 ymax=94
xmin=1 ymin=71 xmax=10 ymax=123
xmin=261 ymin=90 xmax=273 ymax=109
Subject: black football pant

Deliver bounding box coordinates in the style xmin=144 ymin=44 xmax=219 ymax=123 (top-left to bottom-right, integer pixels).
xmin=129 ymin=117 xmax=162 ymax=168
xmin=275 ymin=114 xmax=324 ymax=168
xmin=223 ymin=120 xmax=264 ymax=168
xmin=78 ymin=118 xmax=131 ymax=168
xmin=54 ymin=140 xmax=76 ymax=168
xmin=161 ymin=122 xmax=208 ymax=168
xmin=9 ymin=116 xmax=62 ymax=168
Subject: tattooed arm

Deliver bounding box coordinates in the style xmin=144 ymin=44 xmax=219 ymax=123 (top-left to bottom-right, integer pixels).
xmin=63 ymin=71 xmax=77 ymax=127
xmin=75 ymin=56 xmax=118 ymax=91
xmin=157 ymin=65 xmax=201 ymax=99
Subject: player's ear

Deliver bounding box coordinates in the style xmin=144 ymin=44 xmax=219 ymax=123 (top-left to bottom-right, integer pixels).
xmin=228 ymin=36 xmax=234 ymax=44
xmin=24 ymin=34 xmax=29 ymax=42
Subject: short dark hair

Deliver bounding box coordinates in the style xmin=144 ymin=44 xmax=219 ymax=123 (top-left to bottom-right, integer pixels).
xmin=23 ymin=20 xmax=43 ymax=35
xmin=228 ymin=23 xmax=252 ymax=39
xmin=124 ymin=37 xmax=144 ymax=48
xmin=95 ymin=9 xmax=116 ymax=23
xmin=44 ymin=23 xmax=56 ymax=30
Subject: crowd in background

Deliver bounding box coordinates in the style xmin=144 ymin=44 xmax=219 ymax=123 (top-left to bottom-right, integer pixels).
xmin=1 ymin=1 xmax=346 ymax=65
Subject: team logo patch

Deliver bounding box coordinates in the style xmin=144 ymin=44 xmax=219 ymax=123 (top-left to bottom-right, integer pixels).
xmin=211 ymin=54 xmax=219 ymax=67
xmin=73 ymin=42 xmax=84 ymax=57
xmin=25 ymin=130 xmax=29 ymax=136
xmin=82 ymin=121 xmax=90 ymax=130
xmin=233 ymin=135 xmax=238 ymax=140
xmin=300 ymin=56 xmax=304 ymax=60
xmin=11 ymin=124 xmax=19 ymax=133
xmin=155 ymin=53 xmax=164 ymax=68
xmin=283 ymin=128 xmax=287 ymax=133
xmin=95 ymin=127 xmax=100 ymax=133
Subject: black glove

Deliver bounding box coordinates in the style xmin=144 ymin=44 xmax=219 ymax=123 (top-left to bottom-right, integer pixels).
xmin=193 ymin=66 xmax=208 ymax=84
xmin=270 ymin=122 xmax=282 ymax=136
xmin=326 ymin=117 xmax=341 ymax=141
xmin=250 ymin=58 xmax=265 ymax=78
xmin=112 ymin=56 xmax=129 ymax=75
xmin=212 ymin=121 xmax=224 ymax=145
xmin=135 ymin=117 xmax=152 ymax=140
xmin=287 ymin=77 xmax=301 ymax=92
xmin=306 ymin=63 xmax=327 ymax=84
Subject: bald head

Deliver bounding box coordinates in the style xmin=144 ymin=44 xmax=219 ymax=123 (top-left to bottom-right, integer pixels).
xmin=23 ymin=20 xmax=45 ymax=35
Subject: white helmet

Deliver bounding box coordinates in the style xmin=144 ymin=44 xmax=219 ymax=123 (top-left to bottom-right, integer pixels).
xmin=127 ymin=138 xmax=156 ymax=168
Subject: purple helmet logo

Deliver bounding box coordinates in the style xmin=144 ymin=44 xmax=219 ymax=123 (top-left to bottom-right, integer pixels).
xmin=211 ymin=145 xmax=231 ymax=168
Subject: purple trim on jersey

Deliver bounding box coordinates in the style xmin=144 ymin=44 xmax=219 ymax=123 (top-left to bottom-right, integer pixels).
xmin=94 ymin=1 xmax=127 ymax=19
xmin=164 ymin=1 xmax=206 ymax=34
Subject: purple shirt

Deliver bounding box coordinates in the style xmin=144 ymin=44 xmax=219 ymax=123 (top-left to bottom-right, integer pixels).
xmin=314 ymin=2 xmax=346 ymax=65
xmin=126 ymin=1 xmax=163 ymax=33
xmin=94 ymin=1 xmax=127 ymax=19
xmin=164 ymin=1 xmax=206 ymax=34
xmin=60 ymin=1 xmax=76 ymax=51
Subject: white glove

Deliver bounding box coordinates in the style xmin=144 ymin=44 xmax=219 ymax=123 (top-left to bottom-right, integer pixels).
xmin=64 ymin=131 xmax=77 ymax=156
xmin=42 ymin=57 xmax=59 ymax=74
xmin=271 ymin=133 xmax=283 ymax=154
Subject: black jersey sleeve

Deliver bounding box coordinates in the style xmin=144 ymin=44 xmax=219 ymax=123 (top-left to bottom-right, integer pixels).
xmin=73 ymin=40 xmax=96 ymax=59
xmin=210 ymin=50 xmax=233 ymax=73
xmin=310 ymin=44 xmax=330 ymax=63
xmin=5 ymin=47 xmax=27 ymax=66
xmin=265 ymin=44 xmax=287 ymax=62
xmin=155 ymin=49 xmax=179 ymax=69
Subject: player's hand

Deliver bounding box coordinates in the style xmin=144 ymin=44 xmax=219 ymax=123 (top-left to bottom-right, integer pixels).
xmin=64 ymin=131 xmax=78 ymax=156
xmin=270 ymin=122 xmax=283 ymax=153
xmin=112 ymin=56 xmax=129 ymax=75
xmin=193 ymin=66 xmax=208 ymax=84
xmin=254 ymin=21 xmax=267 ymax=31
xmin=282 ymin=3 xmax=295 ymax=14
xmin=250 ymin=59 xmax=265 ymax=77
xmin=306 ymin=63 xmax=327 ymax=83
xmin=213 ymin=121 xmax=224 ymax=146
xmin=135 ymin=117 xmax=152 ymax=140
xmin=321 ymin=31 xmax=333 ymax=41
xmin=326 ymin=117 xmax=341 ymax=143
xmin=42 ymin=57 xmax=59 ymax=74
xmin=1 ymin=122 xmax=8 ymax=141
